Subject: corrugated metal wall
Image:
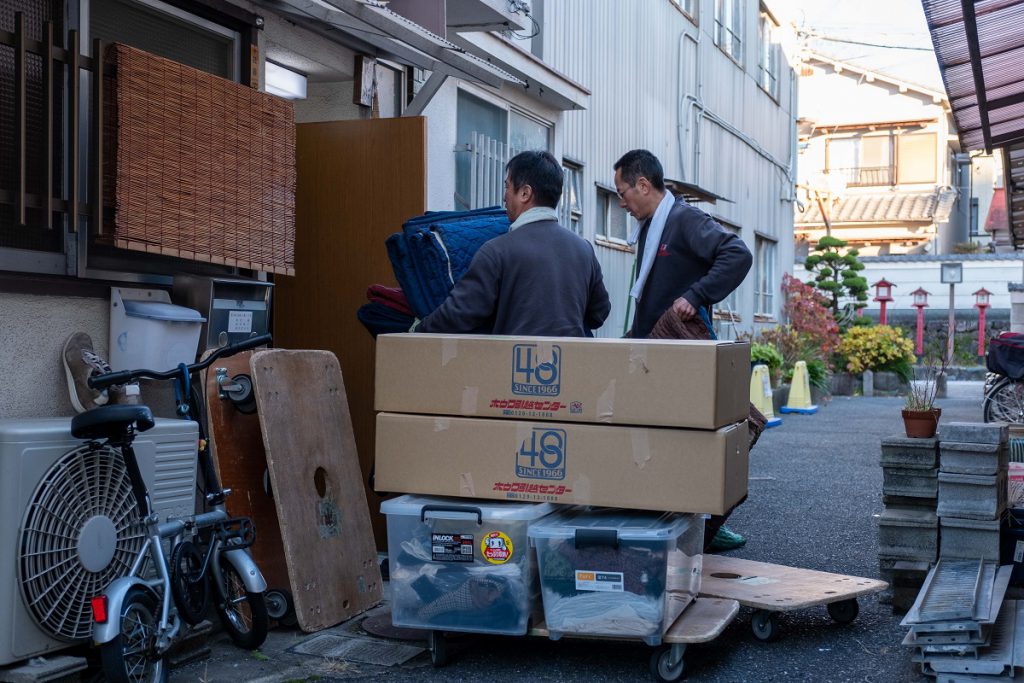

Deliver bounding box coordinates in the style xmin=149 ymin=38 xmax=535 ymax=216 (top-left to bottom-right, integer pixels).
xmin=538 ymin=0 xmax=796 ymax=336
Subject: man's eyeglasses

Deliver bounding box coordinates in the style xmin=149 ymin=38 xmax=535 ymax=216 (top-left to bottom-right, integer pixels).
xmin=616 ymin=185 xmax=635 ymax=200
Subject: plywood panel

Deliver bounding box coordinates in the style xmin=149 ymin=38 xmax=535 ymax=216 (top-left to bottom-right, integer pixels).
xmin=203 ymin=350 xmax=289 ymax=595
xmin=251 ymin=349 xmax=382 ymax=632
xmin=274 ymin=117 xmax=427 ymax=549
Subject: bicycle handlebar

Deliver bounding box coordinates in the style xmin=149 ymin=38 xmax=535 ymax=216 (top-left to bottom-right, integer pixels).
xmin=88 ymin=334 xmax=272 ymax=390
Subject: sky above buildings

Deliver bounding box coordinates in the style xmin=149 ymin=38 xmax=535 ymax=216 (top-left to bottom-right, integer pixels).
xmin=771 ymin=0 xmax=944 ymax=90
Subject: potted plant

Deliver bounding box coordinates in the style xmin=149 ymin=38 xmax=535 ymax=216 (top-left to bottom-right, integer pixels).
xmin=902 ymin=357 xmax=944 ymax=438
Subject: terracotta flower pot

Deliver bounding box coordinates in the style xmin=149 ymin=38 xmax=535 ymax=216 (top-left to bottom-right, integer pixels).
xmin=902 ymin=407 xmax=942 ymax=439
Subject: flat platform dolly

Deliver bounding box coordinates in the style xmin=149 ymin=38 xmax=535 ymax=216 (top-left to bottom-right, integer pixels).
xmin=699 ymin=556 xmax=889 ymax=642
xmin=427 ymin=597 xmax=740 ymax=682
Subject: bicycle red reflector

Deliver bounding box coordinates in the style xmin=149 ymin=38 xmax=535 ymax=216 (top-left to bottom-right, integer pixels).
xmin=91 ymin=596 xmax=108 ymax=624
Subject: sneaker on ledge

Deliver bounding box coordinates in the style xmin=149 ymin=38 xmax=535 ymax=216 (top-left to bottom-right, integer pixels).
xmin=62 ymin=332 xmax=112 ymax=414
xmin=707 ymin=525 xmax=747 ymax=552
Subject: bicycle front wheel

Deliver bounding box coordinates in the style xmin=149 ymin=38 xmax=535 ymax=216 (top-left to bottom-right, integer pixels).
xmin=214 ymin=559 xmax=268 ymax=650
xmin=983 ymin=377 xmax=1024 ymax=423
xmin=99 ymin=587 xmax=168 ymax=683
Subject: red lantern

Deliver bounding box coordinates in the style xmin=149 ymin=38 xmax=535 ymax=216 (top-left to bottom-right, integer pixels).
xmin=911 ymin=287 xmax=930 ymax=356
xmin=974 ymin=288 xmax=992 ymax=358
xmin=872 ymin=278 xmax=896 ymax=326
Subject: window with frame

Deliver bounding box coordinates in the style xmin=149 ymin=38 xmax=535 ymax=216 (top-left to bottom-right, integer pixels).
xmin=455 ymin=89 xmax=552 ymax=210
xmin=1 ymin=0 xmax=255 ymax=281
xmin=714 ymin=0 xmax=743 ymax=62
xmin=754 ymin=236 xmax=777 ymax=316
xmin=827 ymin=134 xmax=894 ymax=187
xmin=896 ymin=133 xmax=937 ymax=184
xmin=559 ymin=161 xmax=583 ymax=236
xmin=669 ymin=0 xmax=697 ymax=22
xmin=758 ymin=12 xmax=780 ymax=100
xmin=91 ymin=0 xmax=241 ymax=80
xmin=970 ymin=197 xmax=980 ymax=237
xmin=596 ymin=189 xmax=630 ymax=244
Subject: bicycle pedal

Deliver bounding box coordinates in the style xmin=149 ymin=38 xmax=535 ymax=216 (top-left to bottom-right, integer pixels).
xmin=218 ymin=516 xmax=257 ymax=548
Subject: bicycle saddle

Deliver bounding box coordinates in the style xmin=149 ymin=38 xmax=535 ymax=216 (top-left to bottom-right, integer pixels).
xmin=71 ymin=404 xmax=156 ymax=441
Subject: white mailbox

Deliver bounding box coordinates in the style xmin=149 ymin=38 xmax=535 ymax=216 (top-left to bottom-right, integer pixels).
xmin=109 ymin=287 xmax=206 ymax=371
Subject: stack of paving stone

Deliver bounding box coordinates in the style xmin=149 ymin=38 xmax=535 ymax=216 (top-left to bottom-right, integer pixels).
xmin=879 ymin=435 xmax=940 ymax=611
xmin=880 ymin=423 xmax=1011 ymax=612
xmin=938 ymin=423 xmax=1009 ymax=565
xmin=901 ymin=560 xmax=1016 ymax=682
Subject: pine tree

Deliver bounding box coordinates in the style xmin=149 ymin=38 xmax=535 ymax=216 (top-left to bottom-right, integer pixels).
xmin=803 ymin=236 xmax=869 ymax=319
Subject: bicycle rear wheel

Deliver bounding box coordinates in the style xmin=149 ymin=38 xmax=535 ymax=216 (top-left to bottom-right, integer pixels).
xmin=99 ymin=587 xmax=168 ymax=683
xmin=983 ymin=377 xmax=1024 ymax=423
xmin=213 ymin=559 xmax=268 ymax=650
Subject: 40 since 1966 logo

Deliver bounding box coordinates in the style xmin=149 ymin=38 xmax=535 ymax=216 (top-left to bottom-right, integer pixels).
xmin=516 ymin=428 xmax=567 ymax=481
xmin=511 ymin=344 xmax=561 ymax=396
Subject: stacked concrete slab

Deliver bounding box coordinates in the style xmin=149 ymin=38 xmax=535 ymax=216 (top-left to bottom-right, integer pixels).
xmin=880 ymin=435 xmax=939 ymax=610
xmin=938 ymin=423 xmax=1009 ymax=564
xmin=880 ymin=423 xmax=1011 ymax=612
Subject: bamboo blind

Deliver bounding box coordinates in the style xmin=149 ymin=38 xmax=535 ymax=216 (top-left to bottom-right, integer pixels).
xmin=105 ymin=43 xmax=295 ymax=275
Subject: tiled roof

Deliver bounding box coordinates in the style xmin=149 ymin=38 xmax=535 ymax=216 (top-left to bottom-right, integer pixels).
xmin=860 ymin=252 xmax=1024 ymax=263
xmin=796 ymin=188 xmax=958 ymax=225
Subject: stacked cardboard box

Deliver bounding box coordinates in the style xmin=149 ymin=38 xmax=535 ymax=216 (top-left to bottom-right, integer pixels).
xmin=878 ymin=435 xmax=939 ymax=611
xmin=373 ymin=334 xmax=751 ymax=514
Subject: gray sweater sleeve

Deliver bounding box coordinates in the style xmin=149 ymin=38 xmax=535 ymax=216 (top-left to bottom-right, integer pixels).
xmin=418 ymin=247 xmax=500 ymax=333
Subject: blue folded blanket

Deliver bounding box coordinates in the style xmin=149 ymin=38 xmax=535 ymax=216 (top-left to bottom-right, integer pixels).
xmin=386 ymin=207 xmax=509 ymax=319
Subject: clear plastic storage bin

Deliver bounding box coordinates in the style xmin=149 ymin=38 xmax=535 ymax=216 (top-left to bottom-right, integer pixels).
xmin=382 ymin=495 xmax=555 ymax=635
xmin=528 ymin=508 xmax=704 ymax=645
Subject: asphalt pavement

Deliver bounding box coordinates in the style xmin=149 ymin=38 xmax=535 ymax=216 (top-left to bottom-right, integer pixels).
xmin=168 ymin=383 xmax=985 ymax=683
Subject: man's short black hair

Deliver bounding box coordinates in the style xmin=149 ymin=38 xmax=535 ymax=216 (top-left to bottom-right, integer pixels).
xmin=614 ymin=149 xmax=666 ymax=192
xmin=506 ymin=150 xmax=563 ymax=209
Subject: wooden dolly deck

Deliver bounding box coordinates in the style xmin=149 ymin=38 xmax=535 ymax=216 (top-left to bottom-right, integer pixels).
xmin=426 ymin=597 xmax=739 ymax=682
xmin=700 ymin=556 xmax=889 ymax=642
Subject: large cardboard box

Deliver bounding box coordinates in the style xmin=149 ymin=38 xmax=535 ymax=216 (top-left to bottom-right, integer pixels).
xmin=375 ymin=334 xmax=750 ymax=429
xmin=374 ymin=413 xmax=749 ymax=515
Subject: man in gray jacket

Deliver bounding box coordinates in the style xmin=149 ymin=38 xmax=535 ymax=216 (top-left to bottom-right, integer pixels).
xmin=419 ymin=151 xmax=610 ymax=336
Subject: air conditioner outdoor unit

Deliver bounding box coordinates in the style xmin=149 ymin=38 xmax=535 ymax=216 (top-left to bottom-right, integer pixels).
xmin=0 ymin=417 xmax=198 ymax=666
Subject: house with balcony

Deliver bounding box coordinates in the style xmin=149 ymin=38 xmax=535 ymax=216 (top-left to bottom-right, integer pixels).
xmin=794 ymin=52 xmax=1002 ymax=258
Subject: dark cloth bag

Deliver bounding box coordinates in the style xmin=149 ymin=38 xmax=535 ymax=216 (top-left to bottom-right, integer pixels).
xmin=988 ymin=333 xmax=1024 ymax=380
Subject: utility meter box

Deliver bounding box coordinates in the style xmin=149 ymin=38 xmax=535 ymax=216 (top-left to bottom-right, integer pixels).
xmin=172 ymin=276 xmax=273 ymax=351
xmin=109 ymin=287 xmax=205 ymax=371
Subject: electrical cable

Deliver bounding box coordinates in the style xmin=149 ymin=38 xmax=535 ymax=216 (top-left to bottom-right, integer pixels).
xmin=800 ymin=29 xmax=933 ymax=52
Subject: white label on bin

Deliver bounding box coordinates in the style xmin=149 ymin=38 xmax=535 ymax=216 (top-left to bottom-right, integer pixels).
xmin=1015 ymin=540 xmax=1024 ymax=564
xmin=575 ymin=570 xmax=624 ymax=592
xmin=762 ymin=373 xmax=772 ymax=398
xmin=431 ymin=533 xmax=474 ymax=562
xmin=228 ymin=310 xmax=253 ymax=333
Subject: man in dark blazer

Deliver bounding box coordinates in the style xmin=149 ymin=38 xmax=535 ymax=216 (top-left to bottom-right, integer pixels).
xmin=614 ymin=149 xmax=753 ymax=551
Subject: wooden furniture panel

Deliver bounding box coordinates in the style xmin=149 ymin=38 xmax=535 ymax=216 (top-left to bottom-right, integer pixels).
xmin=274 ymin=117 xmax=427 ymax=549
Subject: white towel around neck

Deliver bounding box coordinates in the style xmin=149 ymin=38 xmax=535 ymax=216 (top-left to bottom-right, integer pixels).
xmin=509 ymin=206 xmax=559 ymax=231
xmin=628 ymin=191 xmax=676 ymax=300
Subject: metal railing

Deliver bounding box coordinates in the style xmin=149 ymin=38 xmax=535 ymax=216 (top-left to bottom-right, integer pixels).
xmin=0 ymin=13 xmax=107 ymax=234
xmin=468 ymin=132 xmax=518 ymax=210
xmin=830 ymin=165 xmax=894 ymax=187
